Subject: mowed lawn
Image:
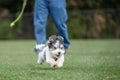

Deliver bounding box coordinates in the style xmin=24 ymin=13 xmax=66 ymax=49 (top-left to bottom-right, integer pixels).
xmin=0 ymin=40 xmax=120 ymax=80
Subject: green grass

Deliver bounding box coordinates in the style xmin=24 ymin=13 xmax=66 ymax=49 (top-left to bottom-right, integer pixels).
xmin=0 ymin=40 xmax=120 ymax=80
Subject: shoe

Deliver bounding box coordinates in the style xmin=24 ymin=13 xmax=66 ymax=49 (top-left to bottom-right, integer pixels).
xmin=64 ymin=46 xmax=70 ymax=54
xmin=34 ymin=44 xmax=45 ymax=55
xmin=64 ymin=48 xmax=68 ymax=54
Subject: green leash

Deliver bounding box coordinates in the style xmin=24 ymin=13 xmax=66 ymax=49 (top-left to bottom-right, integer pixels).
xmin=10 ymin=0 xmax=27 ymax=28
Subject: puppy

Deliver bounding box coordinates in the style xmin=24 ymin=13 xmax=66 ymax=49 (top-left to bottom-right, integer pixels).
xmin=37 ymin=35 xmax=66 ymax=67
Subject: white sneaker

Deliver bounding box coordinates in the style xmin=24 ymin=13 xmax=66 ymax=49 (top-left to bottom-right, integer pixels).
xmin=34 ymin=44 xmax=45 ymax=55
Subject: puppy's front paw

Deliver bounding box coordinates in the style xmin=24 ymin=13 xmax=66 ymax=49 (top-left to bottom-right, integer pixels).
xmin=53 ymin=64 xmax=57 ymax=67
xmin=52 ymin=63 xmax=63 ymax=68
xmin=51 ymin=63 xmax=57 ymax=67
xmin=57 ymin=64 xmax=63 ymax=68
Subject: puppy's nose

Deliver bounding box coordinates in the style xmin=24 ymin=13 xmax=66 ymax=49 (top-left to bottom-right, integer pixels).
xmin=58 ymin=52 xmax=61 ymax=55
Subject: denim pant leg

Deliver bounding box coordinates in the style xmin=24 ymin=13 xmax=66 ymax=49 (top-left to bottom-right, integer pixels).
xmin=34 ymin=0 xmax=48 ymax=44
xmin=48 ymin=0 xmax=70 ymax=48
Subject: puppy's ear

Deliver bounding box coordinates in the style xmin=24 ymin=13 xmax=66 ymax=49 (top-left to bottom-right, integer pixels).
xmin=47 ymin=35 xmax=57 ymax=48
xmin=48 ymin=35 xmax=57 ymax=42
xmin=57 ymin=36 xmax=64 ymax=42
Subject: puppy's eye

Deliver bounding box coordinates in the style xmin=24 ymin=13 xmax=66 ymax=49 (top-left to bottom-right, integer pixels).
xmin=60 ymin=47 xmax=64 ymax=49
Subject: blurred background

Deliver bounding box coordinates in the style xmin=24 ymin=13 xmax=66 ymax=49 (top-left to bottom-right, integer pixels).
xmin=0 ymin=0 xmax=120 ymax=40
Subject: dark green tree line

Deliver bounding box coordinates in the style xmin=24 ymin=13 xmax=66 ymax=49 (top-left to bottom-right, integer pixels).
xmin=0 ymin=0 xmax=120 ymax=39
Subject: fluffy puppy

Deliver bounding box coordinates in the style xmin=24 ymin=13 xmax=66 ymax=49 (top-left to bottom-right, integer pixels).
xmin=37 ymin=35 xmax=66 ymax=67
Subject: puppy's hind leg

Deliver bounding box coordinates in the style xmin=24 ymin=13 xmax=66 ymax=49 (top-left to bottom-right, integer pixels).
xmin=37 ymin=54 xmax=43 ymax=64
xmin=37 ymin=58 xmax=43 ymax=64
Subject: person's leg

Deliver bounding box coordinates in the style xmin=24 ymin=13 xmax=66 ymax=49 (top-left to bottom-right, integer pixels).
xmin=34 ymin=0 xmax=48 ymax=45
xmin=48 ymin=0 xmax=70 ymax=49
xmin=34 ymin=0 xmax=49 ymax=54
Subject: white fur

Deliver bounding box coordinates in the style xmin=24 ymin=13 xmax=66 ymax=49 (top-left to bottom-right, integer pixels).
xmin=37 ymin=46 xmax=65 ymax=68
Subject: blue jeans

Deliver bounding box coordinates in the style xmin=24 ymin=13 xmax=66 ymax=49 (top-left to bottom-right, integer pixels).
xmin=34 ymin=0 xmax=70 ymax=49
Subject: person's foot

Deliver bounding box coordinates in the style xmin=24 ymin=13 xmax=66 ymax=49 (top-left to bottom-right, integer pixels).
xmin=34 ymin=44 xmax=45 ymax=55
xmin=64 ymin=46 xmax=70 ymax=54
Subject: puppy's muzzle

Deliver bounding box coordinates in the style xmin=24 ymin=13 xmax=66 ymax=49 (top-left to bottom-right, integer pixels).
xmin=58 ymin=52 xmax=61 ymax=55
xmin=56 ymin=52 xmax=61 ymax=57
